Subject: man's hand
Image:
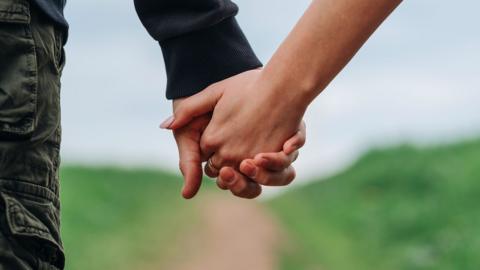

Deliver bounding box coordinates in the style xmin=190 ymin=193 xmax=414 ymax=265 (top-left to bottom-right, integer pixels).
xmin=168 ymin=97 xmax=306 ymax=199
xmin=170 ymin=115 xmax=210 ymax=199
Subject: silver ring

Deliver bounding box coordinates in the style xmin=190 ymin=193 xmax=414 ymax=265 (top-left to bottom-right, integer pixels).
xmin=206 ymin=158 xmax=219 ymax=172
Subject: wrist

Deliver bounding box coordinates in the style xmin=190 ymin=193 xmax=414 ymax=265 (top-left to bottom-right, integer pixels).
xmin=258 ymin=66 xmax=315 ymax=113
xmin=250 ymin=74 xmax=307 ymax=129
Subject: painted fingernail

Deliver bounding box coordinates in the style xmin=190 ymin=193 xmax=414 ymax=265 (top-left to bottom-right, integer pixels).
xmin=243 ymin=162 xmax=257 ymax=178
xmin=160 ymin=116 xmax=175 ymax=129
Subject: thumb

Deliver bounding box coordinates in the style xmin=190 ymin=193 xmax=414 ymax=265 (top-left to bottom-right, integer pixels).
xmin=174 ymin=127 xmax=204 ymax=199
xmin=167 ymin=84 xmax=223 ymax=130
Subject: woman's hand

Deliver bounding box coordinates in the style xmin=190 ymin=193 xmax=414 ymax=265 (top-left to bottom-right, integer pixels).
xmin=164 ymin=0 xmax=402 ymax=198
xmin=169 ymin=94 xmax=306 ymax=199
xmin=165 ymin=69 xmax=309 ymax=194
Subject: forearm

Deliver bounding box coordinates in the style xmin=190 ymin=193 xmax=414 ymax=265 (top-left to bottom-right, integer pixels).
xmin=262 ymin=0 xmax=402 ymax=106
xmin=134 ymin=0 xmax=262 ymax=99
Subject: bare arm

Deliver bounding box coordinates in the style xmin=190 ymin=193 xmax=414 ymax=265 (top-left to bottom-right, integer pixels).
xmin=167 ymin=0 xmax=403 ymax=198
xmin=265 ymin=0 xmax=402 ymax=107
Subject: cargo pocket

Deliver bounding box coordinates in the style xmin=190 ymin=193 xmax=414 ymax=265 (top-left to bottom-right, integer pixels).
xmin=0 ymin=0 xmax=37 ymax=138
xmin=1 ymin=192 xmax=64 ymax=269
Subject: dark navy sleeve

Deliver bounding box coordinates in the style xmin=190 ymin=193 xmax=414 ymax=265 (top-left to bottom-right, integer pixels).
xmin=30 ymin=0 xmax=68 ymax=40
xmin=134 ymin=0 xmax=262 ymax=99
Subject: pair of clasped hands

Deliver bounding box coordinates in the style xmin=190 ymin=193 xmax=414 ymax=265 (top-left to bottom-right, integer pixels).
xmin=159 ymin=0 xmax=402 ymax=199
xmin=160 ymin=69 xmax=307 ymax=199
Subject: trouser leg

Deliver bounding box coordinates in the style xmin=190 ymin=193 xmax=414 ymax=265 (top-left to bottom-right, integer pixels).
xmin=0 ymin=1 xmax=65 ymax=269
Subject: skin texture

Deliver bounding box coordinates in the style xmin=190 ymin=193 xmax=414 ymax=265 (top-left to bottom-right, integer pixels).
xmin=166 ymin=0 xmax=402 ymax=199
xmin=216 ymin=122 xmax=305 ymax=198
xmin=169 ymin=105 xmax=306 ymax=199
xmin=171 ymin=69 xmax=305 ymax=168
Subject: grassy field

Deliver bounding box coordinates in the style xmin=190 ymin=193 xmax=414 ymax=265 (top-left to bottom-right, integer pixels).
xmin=269 ymin=139 xmax=480 ymax=270
xmin=59 ymin=139 xmax=480 ymax=269
xmin=60 ymin=166 xmax=199 ymax=270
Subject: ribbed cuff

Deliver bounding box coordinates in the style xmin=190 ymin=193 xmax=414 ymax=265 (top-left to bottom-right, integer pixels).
xmin=160 ymin=17 xmax=262 ymax=99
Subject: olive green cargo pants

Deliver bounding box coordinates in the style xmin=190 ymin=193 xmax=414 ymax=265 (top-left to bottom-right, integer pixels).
xmin=0 ymin=0 xmax=65 ymax=269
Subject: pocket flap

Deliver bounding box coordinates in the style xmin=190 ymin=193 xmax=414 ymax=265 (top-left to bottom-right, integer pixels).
xmin=1 ymin=192 xmax=65 ymax=268
xmin=0 ymin=1 xmax=30 ymax=24
xmin=1 ymin=192 xmax=58 ymax=247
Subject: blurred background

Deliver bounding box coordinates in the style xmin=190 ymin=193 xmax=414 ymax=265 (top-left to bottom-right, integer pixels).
xmin=59 ymin=0 xmax=480 ymax=269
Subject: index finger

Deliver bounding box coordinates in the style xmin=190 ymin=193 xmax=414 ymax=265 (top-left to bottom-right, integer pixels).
xmin=173 ymin=116 xmax=209 ymax=199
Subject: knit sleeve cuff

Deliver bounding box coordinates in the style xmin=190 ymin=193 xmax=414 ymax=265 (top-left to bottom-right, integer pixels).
xmin=160 ymin=17 xmax=262 ymax=99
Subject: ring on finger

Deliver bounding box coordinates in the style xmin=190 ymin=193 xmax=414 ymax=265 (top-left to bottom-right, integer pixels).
xmin=206 ymin=158 xmax=220 ymax=175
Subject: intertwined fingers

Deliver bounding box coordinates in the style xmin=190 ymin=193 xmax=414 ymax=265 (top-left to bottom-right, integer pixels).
xmin=218 ymin=167 xmax=262 ymax=199
xmin=239 ymin=159 xmax=297 ymax=186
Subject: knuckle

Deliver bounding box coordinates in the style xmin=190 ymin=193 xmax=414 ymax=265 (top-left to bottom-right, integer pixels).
xmin=178 ymin=159 xmax=186 ymax=168
xmin=216 ymin=151 xmax=239 ymax=167
xmin=200 ymin=134 xmax=220 ymax=151
xmin=207 ymin=82 xmax=220 ymax=93
xmin=220 ymin=155 xmax=236 ymax=166
xmin=174 ymin=103 xmax=188 ymax=116
xmin=208 ymin=81 xmax=225 ymax=93
xmin=178 ymin=161 xmax=186 ymax=175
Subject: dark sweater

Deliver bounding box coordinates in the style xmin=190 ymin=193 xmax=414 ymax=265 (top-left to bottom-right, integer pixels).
xmin=31 ymin=0 xmax=262 ymax=99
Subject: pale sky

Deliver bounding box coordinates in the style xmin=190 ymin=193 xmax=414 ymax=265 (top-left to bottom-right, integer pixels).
xmin=60 ymin=0 xmax=480 ymax=190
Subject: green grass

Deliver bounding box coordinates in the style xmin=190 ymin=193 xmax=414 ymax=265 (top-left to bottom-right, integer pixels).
xmin=59 ymin=138 xmax=480 ymax=269
xmin=269 ymin=139 xmax=480 ymax=270
xmin=60 ymin=166 xmax=198 ymax=270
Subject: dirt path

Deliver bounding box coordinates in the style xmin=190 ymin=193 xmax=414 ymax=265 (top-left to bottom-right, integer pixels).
xmin=162 ymin=194 xmax=284 ymax=270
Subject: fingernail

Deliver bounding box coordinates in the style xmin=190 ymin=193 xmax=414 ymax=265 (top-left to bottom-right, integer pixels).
xmin=160 ymin=116 xmax=175 ymax=129
xmin=221 ymin=169 xmax=235 ymax=184
xmin=243 ymin=162 xmax=257 ymax=178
